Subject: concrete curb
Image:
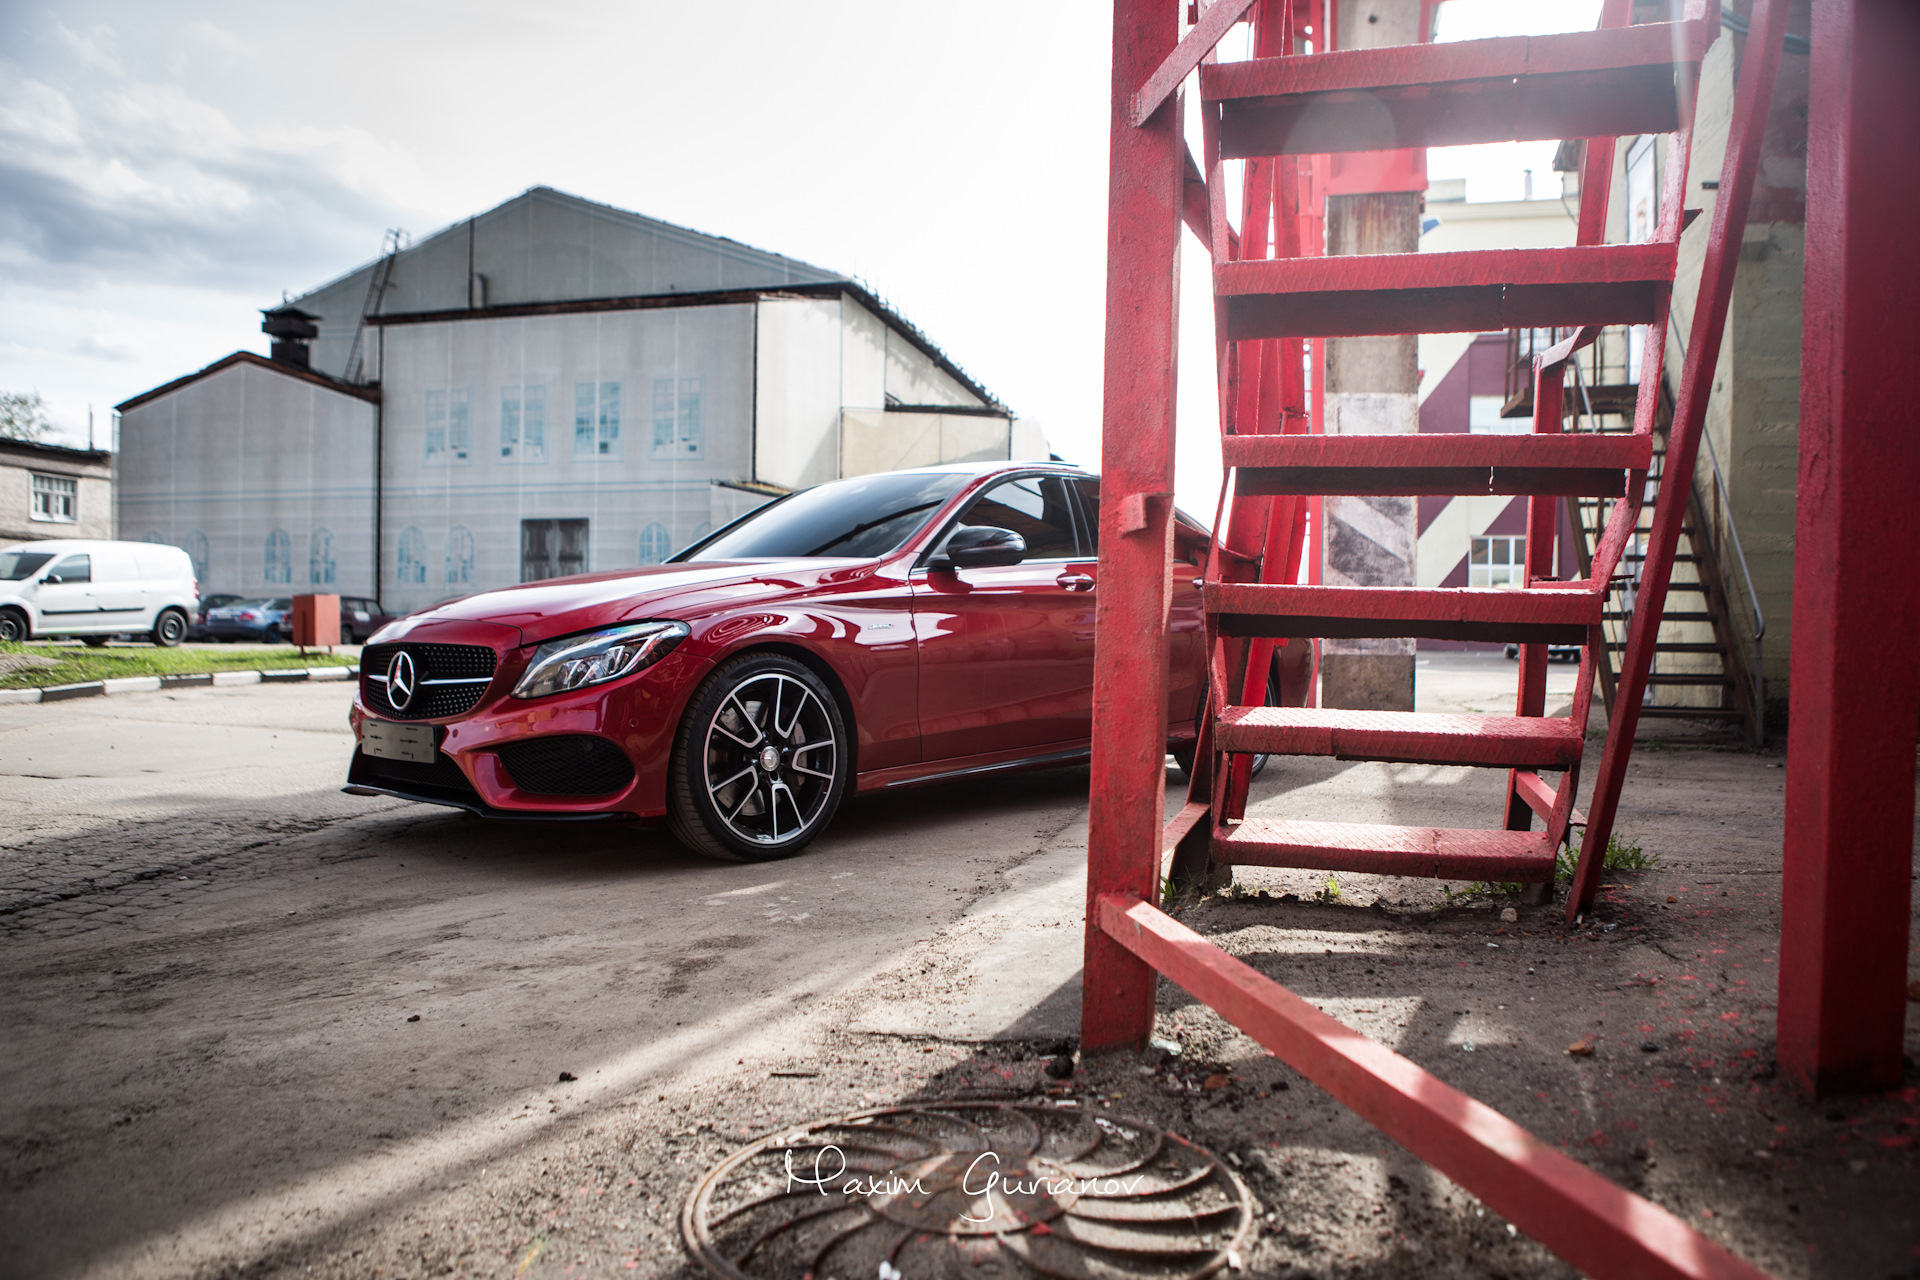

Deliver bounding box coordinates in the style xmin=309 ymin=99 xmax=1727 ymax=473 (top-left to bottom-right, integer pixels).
xmin=0 ymin=666 xmax=358 ymax=706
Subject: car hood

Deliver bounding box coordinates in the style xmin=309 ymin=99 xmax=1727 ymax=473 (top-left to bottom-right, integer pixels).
xmin=382 ymin=559 xmax=875 ymax=647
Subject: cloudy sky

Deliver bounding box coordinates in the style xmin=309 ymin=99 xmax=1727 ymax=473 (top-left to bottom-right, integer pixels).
xmin=1 ymin=0 xmax=1595 ymax=507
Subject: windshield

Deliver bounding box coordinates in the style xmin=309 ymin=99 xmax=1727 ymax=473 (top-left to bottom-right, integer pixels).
xmin=0 ymin=551 xmax=54 ymax=581
xmin=675 ymin=472 xmax=971 ymax=562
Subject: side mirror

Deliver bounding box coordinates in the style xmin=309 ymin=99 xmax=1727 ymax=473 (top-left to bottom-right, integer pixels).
xmin=42 ymin=573 xmax=64 ymax=586
xmin=933 ymin=525 xmax=1027 ymax=571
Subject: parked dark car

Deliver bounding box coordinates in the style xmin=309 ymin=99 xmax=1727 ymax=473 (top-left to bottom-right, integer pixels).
xmin=345 ymin=462 xmax=1211 ymax=862
xmin=188 ymin=593 xmax=244 ymax=641
xmin=339 ymin=596 xmax=395 ymax=644
xmin=203 ymin=597 xmax=294 ymax=642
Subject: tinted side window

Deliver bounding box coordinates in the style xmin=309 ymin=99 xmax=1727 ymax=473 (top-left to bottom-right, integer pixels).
xmin=1069 ymin=478 xmax=1100 ymax=556
xmin=956 ymin=475 xmax=1079 ymax=559
xmin=48 ymin=554 xmax=90 ymax=584
xmin=1070 ymin=478 xmax=1208 ymax=565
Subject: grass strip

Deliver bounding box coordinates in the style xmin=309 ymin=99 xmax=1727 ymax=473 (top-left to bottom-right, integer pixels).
xmin=0 ymin=641 xmax=357 ymax=690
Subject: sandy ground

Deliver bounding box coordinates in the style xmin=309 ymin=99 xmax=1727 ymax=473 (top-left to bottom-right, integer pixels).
xmin=0 ymin=655 xmax=1914 ymax=1279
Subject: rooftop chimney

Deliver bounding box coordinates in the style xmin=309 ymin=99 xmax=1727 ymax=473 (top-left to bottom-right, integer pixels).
xmin=262 ymin=306 xmax=320 ymax=368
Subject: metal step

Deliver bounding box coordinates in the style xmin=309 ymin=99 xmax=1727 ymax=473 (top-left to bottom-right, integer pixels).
xmin=1206 ymin=582 xmax=1600 ymax=645
xmin=1215 ymin=243 xmax=1676 ymax=341
xmin=1214 ymin=707 xmax=1584 ymax=770
xmin=1603 ymin=610 xmax=1715 ymax=622
xmin=1644 ymin=673 xmax=1733 ymax=686
xmin=1204 ymin=21 xmax=1710 ymax=158
xmin=1214 ymin=819 xmax=1557 ymax=882
xmin=1604 ymin=641 xmax=1723 ymax=653
xmin=1636 ymin=706 xmax=1745 ymax=721
xmin=1225 ymin=432 xmax=1649 ymax=497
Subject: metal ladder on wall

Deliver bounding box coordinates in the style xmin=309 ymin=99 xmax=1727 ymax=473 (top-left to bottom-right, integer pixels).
xmin=1163 ymin=0 xmax=1785 ymax=920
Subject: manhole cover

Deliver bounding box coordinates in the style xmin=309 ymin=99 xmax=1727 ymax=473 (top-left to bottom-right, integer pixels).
xmin=682 ymin=1102 xmax=1254 ymax=1279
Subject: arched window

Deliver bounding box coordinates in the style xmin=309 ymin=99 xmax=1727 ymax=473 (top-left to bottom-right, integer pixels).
xmin=141 ymin=530 xmax=166 ymax=544
xmin=397 ymin=527 xmax=428 ymax=585
xmin=183 ymin=531 xmax=209 ymax=583
xmin=264 ymin=529 xmax=292 ymax=585
xmin=309 ymin=528 xmax=336 ymax=586
xmin=445 ymin=526 xmax=475 ymax=585
xmin=637 ymin=522 xmax=673 ymax=565
xmin=690 ymin=522 xmax=712 ymax=542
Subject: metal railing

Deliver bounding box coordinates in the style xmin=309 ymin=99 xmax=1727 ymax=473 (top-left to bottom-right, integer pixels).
xmin=1663 ymin=321 xmax=1768 ymax=734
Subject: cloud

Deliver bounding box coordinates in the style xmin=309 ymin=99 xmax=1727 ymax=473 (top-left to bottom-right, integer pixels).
xmin=0 ymin=20 xmax=407 ymax=296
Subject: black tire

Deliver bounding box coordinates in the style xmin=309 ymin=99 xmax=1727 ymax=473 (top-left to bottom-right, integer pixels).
xmin=0 ymin=608 xmax=26 ymax=644
xmin=666 ymin=652 xmax=849 ymax=863
xmin=82 ymin=635 xmax=111 ymax=648
xmin=150 ymin=608 xmax=188 ymax=648
xmin=267 ymin=627 xmax=288 ymax=644
xmin=1172 ymin=666 xmax=1277 ymax=784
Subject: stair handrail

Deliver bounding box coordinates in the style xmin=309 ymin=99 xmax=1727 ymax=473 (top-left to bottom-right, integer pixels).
xmin=1662 ymin=319 xmax=1767 ymax=740
xmin=1663 ymin=322 xmax=1766 ymax=646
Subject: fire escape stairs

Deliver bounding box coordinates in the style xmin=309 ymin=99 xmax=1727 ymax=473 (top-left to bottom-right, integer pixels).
xmin=1176 ymin=0 xmax=1774 ymax=914
xmin=1564 ymin=384 xmax=1764 ymax=743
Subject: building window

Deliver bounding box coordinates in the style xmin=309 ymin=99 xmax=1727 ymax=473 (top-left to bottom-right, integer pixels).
xmin=573 ymin=381 xmax=622 ymax=459
xmin=1469 ymin=535 xmax=1527 ymax=588
xmin=446 ymin=526 xmax=475 ymax=586
xmin=521 ymin=519 xmax=588 ymax=582
xmin=425 ymin=388 xmax=472 ymax=465
xmin=307 ymin=528 xmax=336 ymax=586
xmin=652 ymin=376 xmax=703 ymax=459
xmin=637 ymin=522 xmax=673 ymax=565
xmin=501 ymin=384 xmax=547 ymax=463
xmin=142 ymin=530 xmax=166 ymax=544
xmin=30 ymin=473 xmax=77 ymax=523
xmin=183 ymin=531 xmax=209 ymax=583
xmin=397 ymin=527 xmax=428 ymax=585
xmin=264 ymin=529 xmax=293 ymax=585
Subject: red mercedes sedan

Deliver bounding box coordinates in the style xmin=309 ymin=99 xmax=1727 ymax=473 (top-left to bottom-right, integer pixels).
xmin=344 ymin=463 xmax=1209 ymax=861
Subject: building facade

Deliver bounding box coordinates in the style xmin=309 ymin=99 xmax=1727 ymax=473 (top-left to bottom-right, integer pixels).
xmin=117 ymin=188 xmax=1043 ymax=613
xmin=0 ymin=438 xmax=116 ymax=547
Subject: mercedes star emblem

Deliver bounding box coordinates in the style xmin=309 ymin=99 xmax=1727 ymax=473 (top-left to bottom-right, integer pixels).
xmin=387 ymin=651 xmax=417 ymax=712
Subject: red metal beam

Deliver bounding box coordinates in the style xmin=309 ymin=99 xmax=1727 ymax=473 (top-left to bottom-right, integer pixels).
xmin=1132 ymin=0 xmax=1260 ymax=127
xmin=1217 ymin=243 xmax=1676 ymax=339
xmin=1081 ymin=0 xmax=1184 ymax=1055
xmin=1094 ymin=894 xmax=1775 ymax=1280
xmin=1778 ymin=0 xmax=1920 ymax=1098
xmin=1568 ymin=0 xmax=1788 ymax=921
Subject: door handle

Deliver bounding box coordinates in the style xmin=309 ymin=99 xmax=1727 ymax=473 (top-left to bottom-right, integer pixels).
xmin=1056 ymin=573 xmax=1095 ymax=592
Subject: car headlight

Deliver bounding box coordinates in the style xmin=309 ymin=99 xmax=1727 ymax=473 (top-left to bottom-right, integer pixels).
xmin=510 ymin=621 xmax=689 ymax=700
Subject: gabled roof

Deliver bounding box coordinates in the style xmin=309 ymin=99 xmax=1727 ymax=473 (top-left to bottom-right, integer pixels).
xmin=116 ymin=351 xmax=381 ymax=414
xmin=289 ymin=186 xmax=848 ymax=320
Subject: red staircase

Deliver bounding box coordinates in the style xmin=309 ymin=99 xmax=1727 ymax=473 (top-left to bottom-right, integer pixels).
xmin=1084 ymin=0 xmax=1790 ymax=1274
xmin=1170 ymin=0 xmax=1777 ymax=918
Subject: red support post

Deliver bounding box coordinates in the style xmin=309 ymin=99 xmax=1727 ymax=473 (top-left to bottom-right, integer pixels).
xmin=1777 ymin=0 xmax=1920 ymax=1098
xmin=1082 ymin=0 xmax=1185 ymax=1054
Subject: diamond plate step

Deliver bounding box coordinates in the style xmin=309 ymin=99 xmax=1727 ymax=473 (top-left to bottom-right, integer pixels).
xmin=1226 ymin=431 xmax=1652 ymax=496
xmin=1214 ymin=819 xmax=1557 ymax=881
xmin=1214 ymin=707 xmax=1584 ymax=769
xmin=1205 ymin=582 xmax=1600 ymax=645
xmin=1205 ymin=21 xmax=1711 ymax=157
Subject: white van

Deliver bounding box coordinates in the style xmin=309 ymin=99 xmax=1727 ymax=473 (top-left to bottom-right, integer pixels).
xmin=0 ymin=540 xmax=199 ymax=647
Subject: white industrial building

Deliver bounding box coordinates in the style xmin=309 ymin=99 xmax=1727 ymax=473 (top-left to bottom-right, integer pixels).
xmin=117 ymin=187 xmax=1043 ymax=612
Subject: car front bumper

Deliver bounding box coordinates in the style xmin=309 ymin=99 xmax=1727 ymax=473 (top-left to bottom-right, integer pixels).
xmin=346 ymin=623 xmax=712 ymax=820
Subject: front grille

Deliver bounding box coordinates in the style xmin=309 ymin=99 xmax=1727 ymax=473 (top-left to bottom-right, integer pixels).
xmin=361 ymin=643 xmax=498 ymax=720
xmin=353 ymin=748 xmax=480 ymax=800
xmin=497 ymin=736 xmax=637 ymax=796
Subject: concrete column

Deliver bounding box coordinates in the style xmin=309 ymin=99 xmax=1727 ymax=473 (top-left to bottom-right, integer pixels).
xmin=1320 ymin=192 xmax=1421 ymax=711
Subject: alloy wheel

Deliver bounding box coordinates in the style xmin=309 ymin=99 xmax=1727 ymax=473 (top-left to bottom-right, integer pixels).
xmin=700 ymin=670 xmax=839 ymax=848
